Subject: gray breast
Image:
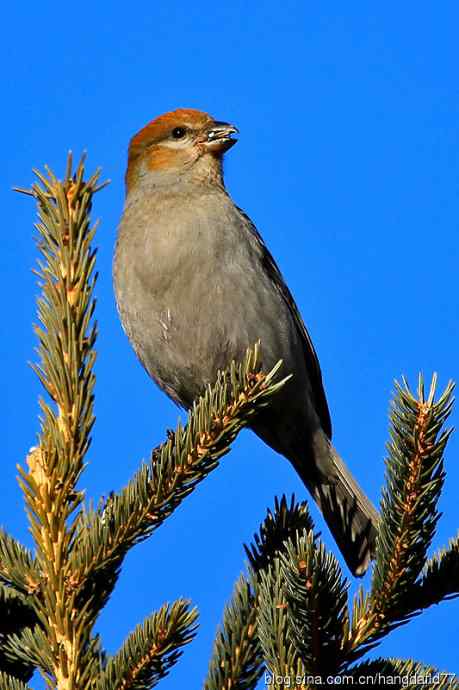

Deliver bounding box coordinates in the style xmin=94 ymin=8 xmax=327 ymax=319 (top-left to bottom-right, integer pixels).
xmin=114 ymin=185 xmax=305 ymax=408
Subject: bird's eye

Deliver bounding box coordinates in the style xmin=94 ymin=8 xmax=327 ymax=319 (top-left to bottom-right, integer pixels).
xmin=171 ymin=126 xmax=187 ymax=139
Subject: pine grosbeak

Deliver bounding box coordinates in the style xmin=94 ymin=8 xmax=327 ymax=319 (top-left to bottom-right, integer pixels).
xmin=113 ymin=108 xmax=378 ymax=575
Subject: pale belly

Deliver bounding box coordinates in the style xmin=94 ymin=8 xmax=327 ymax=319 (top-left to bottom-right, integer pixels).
xmin=114 ymin=187 xmax=309 ymax=410
xmin=117 ymin=254 xmax=303 ymax=408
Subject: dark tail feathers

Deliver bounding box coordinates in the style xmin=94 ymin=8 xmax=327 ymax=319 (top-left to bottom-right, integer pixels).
xmin=295 ymin=432 xmax=379 ymax=577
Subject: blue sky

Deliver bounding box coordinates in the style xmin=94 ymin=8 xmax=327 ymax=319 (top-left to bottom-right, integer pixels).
xmin=2 ymin=2 xmax=458 ymax=687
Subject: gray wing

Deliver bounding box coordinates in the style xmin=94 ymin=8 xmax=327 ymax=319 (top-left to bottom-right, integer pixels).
xmin=236 ymin=205 xmax=332 ymax=439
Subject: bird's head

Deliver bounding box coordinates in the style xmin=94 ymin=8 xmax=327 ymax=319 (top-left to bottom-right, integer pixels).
xmin=125 ymin=108 xmax=238 ymax=194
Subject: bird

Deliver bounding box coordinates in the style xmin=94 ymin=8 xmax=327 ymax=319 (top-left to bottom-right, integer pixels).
xmin=113 ymin=108 xmax=378 ymax=576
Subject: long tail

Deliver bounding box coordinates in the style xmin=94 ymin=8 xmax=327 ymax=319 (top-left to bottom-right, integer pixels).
xmin=294 ymin=430 xmax=379 ymax=577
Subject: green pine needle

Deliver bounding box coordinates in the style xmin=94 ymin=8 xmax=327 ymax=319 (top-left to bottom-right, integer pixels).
xmin=95 ymin=600 xmax=198 ymax=690
xmin=371 ymin=375 xmax=454 ymax=622
xmin=0 ymin=584 xmax=37 ymax=682
xmin=257 ymin=558 xmax=297 ymax=680
xmin=0 ymin=671 xmax=33 ymax=690
xmin=406 ymin=531 xmax=459 ymax=611
xmin=3 ymin=626 xmax=54 ymax=681
xmin=10 ymin=156 xmax=107 ymax=687
xmin=244 ymin=495 xmax=314 ymax=576
xmin=204 ymin=576 xmax=262 ymax=690
xmin=205 ymin=496 xmax=315 ymax=690
xmin=0 ymin=530 xmax=39 ymax=596
xmin=347 ymin=658 xmax=459 ymax=689
xmin=280 ymin=531 xmax=348 ymax=676
xmin=344 ymin=376 xmax=455 ymax=658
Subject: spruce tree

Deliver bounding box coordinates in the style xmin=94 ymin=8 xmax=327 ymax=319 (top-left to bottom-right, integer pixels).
xmin=1 ymin=157 xmax=458 ymax=689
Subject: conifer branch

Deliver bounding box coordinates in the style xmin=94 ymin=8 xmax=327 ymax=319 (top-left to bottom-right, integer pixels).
xmin=0 ymin=671 xmax=33 ymax=690
xmin=408 ymin=532 xmax=459 ymax=609
xmin=0 ymin=582 xmax=34 ymax=617
xmin=4 ymin=625 xmax=106 ymax=690
xmin=204 ymin=497 xmax=315 ymax=690
xmin=204 ymin=576 xmax=262 ymax=690
xmin=14 ymin=155 xmax=105 ymax=688
xmin=348 ymin=658 xmax=459 ymax=689
xmin=257 ymin=558 xmax=300 ymax=683
xmin=249 ymin=379 xmax=458 ymax=682
xmin=0 ymin=584 xmax=37 ymax=682
xmin=280 ymin=531 xmax=348 ymax=676
xmin=244 ymin=496 xmax=314 ymax=575
xmin=0 ymin=529 xmax=39 ymax=595
xmin=251 ymin=499 xmax=317 ymax=683
xmin=3 ymin=625 xmax=54 ymax=679
xmin=372 ymin=376 xmax=453 ymax=606
xmin=95 ymin=600 xmax=197 ymax=690
xmin=346 ymin=376 xmax=454 ymax=652
xmin=69 ymin=346 xmax=289 ymax=612
xmin=255 ymin=528 xmax=350 ymax=686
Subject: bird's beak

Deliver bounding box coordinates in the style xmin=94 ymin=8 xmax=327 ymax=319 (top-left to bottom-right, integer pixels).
xmin=204 ymin=121 xmax=239 ymax=154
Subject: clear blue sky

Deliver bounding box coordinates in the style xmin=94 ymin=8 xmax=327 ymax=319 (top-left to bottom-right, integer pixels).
xmin=2 ymin=3 xmax=458 ymax=687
